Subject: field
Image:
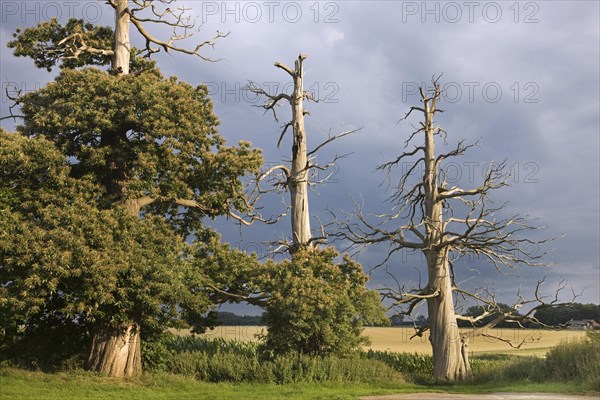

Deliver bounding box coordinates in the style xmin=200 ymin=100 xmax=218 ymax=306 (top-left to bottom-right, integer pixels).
xmin=197 ymin=326 xmax=586 ymax=357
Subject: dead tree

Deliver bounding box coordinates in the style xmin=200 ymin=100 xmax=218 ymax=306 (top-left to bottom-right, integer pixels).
xmin=334 ymin=77 xmax=573 ymax=381
xmin=82 ymin=0 xmax=226 ymax=74
xmin=248 ymin=54 xmax=357 ymax=254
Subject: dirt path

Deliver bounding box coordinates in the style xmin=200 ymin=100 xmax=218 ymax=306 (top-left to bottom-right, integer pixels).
xmin=360 ymin=394 xmax=599 ymax=400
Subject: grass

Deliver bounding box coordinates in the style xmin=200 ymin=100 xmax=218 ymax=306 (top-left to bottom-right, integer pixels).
xmin=0 ymin=367 xmax=594 ymax=400
xmin=0 ymin=368 xmax=418 ymax=400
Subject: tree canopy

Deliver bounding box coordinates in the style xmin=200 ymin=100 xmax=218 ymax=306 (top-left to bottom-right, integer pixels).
xmin=0 ymin=130 xmax=213 ymax=366
xmin=2 ymin=27 xmax=262 ymax=374
xmin=17 ymin=67 xmax=262 ymax=233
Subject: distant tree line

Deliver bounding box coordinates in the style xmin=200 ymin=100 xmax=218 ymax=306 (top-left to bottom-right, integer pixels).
xmin=216 ymin=312 xmax=263 ymax=326
xmin=534 ymin=303 xmax=600 ymax=326
xmin=216 ymin=311 xmax=392 ymax=327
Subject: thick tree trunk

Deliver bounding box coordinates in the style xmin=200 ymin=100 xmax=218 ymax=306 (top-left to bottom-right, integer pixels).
xmin=422 ymin=88 xmax=471 ymax=381
xmin=426 ymin=249 xmax=472 ymax=381
xmin=289 ymin=55 xmax=311 ymax=252
xmin=87 ymin=322 xmax=141 ymax=377
xmin=112 ymin=0 xmax=131 ymax=74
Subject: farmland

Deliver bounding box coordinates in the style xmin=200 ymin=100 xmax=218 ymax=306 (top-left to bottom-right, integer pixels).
xmin=196 ymin=326 xmax=586 ymax=357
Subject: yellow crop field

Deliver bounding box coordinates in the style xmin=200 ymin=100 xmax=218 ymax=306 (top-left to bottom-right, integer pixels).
xmin=196 ymin=326 xmax=586 ymax=357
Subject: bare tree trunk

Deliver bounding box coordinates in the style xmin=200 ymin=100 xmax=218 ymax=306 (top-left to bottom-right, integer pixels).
xmin=422 ymin=91 xmax=470 ymax=381
xmin=87 ymin=322 xmax=141 ymax=377
xmin=426 ymin=249 xmax=471 ymax=381
xmin=289 ymin=55 xmax=311 ymax=252
xmin=112 ymin=0 xmax=130 ymax=74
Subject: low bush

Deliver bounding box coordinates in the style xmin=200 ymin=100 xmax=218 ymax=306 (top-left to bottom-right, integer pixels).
xmin=473 ymin=331 xmax=600 ymax=390
xmin=544 ymin=331 xmax=600 ymax=390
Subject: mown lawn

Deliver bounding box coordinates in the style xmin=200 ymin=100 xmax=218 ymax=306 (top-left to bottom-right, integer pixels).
xmin=0 ymin=368 xmax=593 ymax=400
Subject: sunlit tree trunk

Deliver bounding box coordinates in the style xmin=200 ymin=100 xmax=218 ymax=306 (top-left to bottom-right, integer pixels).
xmin=112 ymin=0 xmax=130 ymax=74
xmin=87 ymin=322 xmax=141 ymax=377
xmin=87 ymin=174 xmax=145 ymax=377
xmin=288 ymin=56 xmax=311 ymax=252
xmin=86 ymin=1 xmax=139 ymax=377
xmin=422 ymin=94 xmax=471 ymax=381
xmin=426 ymin=249 xmax=471 ymax=380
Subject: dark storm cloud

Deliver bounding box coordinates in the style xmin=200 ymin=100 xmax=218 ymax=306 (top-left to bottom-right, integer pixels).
xmin=1 ymin=1 xmax=598 ymax=311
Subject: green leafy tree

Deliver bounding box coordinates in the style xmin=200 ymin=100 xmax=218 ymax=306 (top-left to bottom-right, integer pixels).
xmin=5 ymin=66 xmax=261 ymax=376
xmin=8 ymin=18 xmax=114 ymax=72
xmin=4 ymin=36 xmax=262 ymax=376
xmin=0 ymin=130 xmax=222 ymax=372
xmin=5 ymin=1 xmax=260 ymax=378
xmin=259 ymin=248 xmax=388 ymax=357
xmin=193 ymin=241 xmax=388 ymax=357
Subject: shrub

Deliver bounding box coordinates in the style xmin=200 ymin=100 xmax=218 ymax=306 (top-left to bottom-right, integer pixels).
xmin=141 ymin=331 xmax=176 ymax=371
xmin=499 ymin=356 xmax=546 ymax=382
xmin=544 ymin=331 xmax=600 ymax=389
xmin=477 ymin=331 xmax=600 ymax=390
xmin=260 ymin=248 xmax=389 ymax=357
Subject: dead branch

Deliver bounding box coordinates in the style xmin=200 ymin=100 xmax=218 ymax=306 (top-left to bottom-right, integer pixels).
xmin=206 ymin=284 xmax=270 ymax=307
xmin=308 ymin=128 xmax=361 ymax=156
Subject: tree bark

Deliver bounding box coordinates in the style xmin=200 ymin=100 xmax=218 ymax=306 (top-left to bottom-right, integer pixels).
xmin=87 ymin=322 xmax=141 ymax=377
xmin=422 ymin=90 xmax=471 ymax=381
xmin=289 ymin=55 xmax=311 ymax=252
xmin=426 ymin=248 xmax=471 ymax=381
xmin=112 ymin=0 xmax=131 ymax=74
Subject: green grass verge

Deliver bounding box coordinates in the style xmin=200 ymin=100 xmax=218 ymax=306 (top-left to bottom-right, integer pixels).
xmin=0 ymin=367 xmax=596 ymax=400
xmin=0 ymin=368 xmax=415 ymax=400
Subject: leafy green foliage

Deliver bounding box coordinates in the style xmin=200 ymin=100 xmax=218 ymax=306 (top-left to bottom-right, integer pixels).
xmin=0 ymin=130 xmax=100 ymax=357
xmin=259 ymin=248 xmax=389 ymax=357
xmin=0 ymin=131 xmax=216 ymax=366
xmin=17 ymin=67 xmax=262 ymax=235
xmin=8 ymin=18 xmax=113 ymax=71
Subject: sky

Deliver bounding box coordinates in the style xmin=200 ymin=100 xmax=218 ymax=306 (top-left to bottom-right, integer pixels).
xmin=1 ymin=0 xmax=599 ymax=316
